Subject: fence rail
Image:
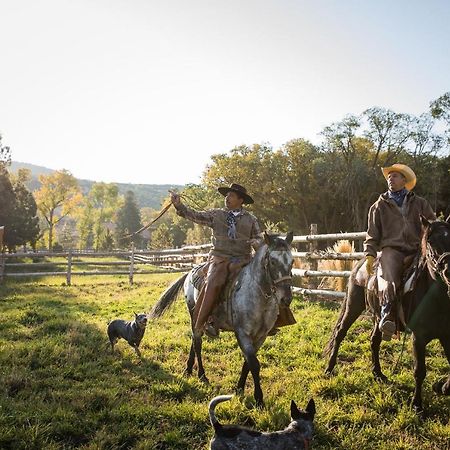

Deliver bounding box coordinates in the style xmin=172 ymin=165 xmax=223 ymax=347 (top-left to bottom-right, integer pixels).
xmin=0 ymin=227 xmax=367 ymax=298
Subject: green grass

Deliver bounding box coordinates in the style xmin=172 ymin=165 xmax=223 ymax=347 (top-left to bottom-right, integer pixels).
xmin=0 ymin=274 xmax=449 ymax=449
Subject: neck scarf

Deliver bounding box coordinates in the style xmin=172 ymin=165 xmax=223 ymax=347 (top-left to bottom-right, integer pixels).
xmin=388 ymin=188 xmax=408 ymax=207
xmin=226 ymin=209 xmax=241 ymax=239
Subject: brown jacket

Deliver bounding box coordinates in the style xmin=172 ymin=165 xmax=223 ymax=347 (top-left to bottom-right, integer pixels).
xmin=364 ymin=191 xmax=436 ymax=257
xmin=175 ymin=203 xmax=263 ymax=258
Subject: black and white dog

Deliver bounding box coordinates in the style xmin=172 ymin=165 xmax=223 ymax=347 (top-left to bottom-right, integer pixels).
xmin=107 ymin=313 xmax=148 ymax=357
xmin=209 ymin=395 xmax=316 ymax=450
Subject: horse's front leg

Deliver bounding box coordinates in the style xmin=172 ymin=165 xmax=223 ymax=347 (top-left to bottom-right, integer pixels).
xmin=236 ymin=335 xmax=264 ymax=408
xmin=433 ymin=337 xmax=450 ymax=396
xmin=412 ymin=333 xmax=427 ymax=413
xmin=370 ymin=321 xmax=387 ymax=381
xmin=236 ymin=361 xmax=249 ymax=395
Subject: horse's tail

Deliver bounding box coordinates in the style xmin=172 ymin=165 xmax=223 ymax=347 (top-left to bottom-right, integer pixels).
xmin=209 ymin=395 xmax=233 ymax=432
xmin=150 ymin=272 xmax=189 ymax=318
xmin=323 ymin=258 xmax=364 ymax=357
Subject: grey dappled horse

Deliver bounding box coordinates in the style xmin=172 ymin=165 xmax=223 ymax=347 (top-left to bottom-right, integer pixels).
xmin=150 ymin=232 xmax=294 ymax=407
xmin=324 ymin=217 xmax=450 ymax=412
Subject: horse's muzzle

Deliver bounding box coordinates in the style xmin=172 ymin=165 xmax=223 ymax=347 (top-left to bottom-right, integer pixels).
xmin=280 ymin=285 xmax=293 ymax=306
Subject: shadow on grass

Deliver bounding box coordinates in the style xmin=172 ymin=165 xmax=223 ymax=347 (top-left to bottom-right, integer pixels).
xmin=0 ymin=281 xmax=206 ymax=449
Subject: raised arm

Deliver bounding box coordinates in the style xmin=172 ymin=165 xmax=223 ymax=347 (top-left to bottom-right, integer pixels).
xmin=170 ymin=191 xmax=214 ymax=227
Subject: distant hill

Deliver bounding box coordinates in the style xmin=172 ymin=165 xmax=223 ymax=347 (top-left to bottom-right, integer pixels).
xmin=10 ymin=161 xmax=184 ymax=210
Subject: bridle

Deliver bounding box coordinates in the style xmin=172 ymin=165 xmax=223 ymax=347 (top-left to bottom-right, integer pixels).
xmin=260 ymin=246 xmax=293 ymax=300
xmin=424 ymin=225 xmax=450 ymax=295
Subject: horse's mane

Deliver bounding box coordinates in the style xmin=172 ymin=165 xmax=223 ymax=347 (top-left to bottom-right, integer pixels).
xmin=421 ymin=219 xmax=450 ymax=256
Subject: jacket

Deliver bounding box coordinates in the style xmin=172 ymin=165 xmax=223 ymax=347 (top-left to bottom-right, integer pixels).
xmin=175 ymin=203 xmax=263 ymax=258
xmin=364 ymin=191 xmax=436 ymax=257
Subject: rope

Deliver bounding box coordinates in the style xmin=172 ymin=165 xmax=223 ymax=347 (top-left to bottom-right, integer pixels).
xmin=124 ymin=201 xmax=173 ymax=239
xmin=123 ymin=190 xmax=211 ymax=239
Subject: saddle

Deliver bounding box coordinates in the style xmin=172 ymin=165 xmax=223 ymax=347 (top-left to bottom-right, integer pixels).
xmin=354 ymin=252 xmax=423 ymax=328
xmin=191 ymin=261 xmax=242 ymax=300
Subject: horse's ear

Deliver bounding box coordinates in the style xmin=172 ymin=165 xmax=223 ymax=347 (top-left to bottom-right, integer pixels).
xmin=420 ymin=215 xmax=431 ymax=228
xmin=285 ymin=231 xmax=294 ymax=245
xmin=263 ymin=231 xmax=272 ymax=245
xmin=134 ymin=312 xmax=138 ymax=317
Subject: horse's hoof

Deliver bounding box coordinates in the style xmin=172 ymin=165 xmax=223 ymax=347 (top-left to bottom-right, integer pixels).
xmin=199 ymin=374 xmax=209 ymax=384
xmin=183 ymin=369 xmax=193 ymax=378
xmin=413 ymin=404 xmax=424 ymax=416
xmin=255 ymin=399 xmax=265 ymax=410
xmin=432 ymin=380 xmax=447 ymax=395
xmin=235 ymin=387 xmax=245 ymax=397
xmin=373 ymin=372 xmax=388 ymax=383
xmin=324 ymin=368 xmax=334 ymax=377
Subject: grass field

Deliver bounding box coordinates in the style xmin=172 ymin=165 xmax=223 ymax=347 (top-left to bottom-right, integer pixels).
xmin=1 ymin=274 xmax=449 ymax=449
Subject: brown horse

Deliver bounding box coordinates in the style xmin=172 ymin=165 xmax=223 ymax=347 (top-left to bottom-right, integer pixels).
xmin=324 ymin=216 xmax=450 ymax=412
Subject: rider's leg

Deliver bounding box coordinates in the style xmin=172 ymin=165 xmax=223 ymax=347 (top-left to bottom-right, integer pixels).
xmin=194 ymin=256 xmax=229 ymax=335
xmin=378 ymin=247 xmax=405 ymax=338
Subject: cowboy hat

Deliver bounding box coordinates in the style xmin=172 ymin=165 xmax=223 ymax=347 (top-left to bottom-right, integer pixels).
xmin=217 ymin=183 xmax=254 ymax=204
xmin=381 ymin=164 xmax=416 ymax=190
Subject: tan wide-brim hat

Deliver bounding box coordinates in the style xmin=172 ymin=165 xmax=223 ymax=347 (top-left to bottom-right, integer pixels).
xmin=217 ymin=183 xmax=254 ymax=204
xmin=381 ymin=164 xmax=416 ymax=191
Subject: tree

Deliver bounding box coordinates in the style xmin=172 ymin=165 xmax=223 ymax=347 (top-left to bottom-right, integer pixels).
xmin=430 ymin=92 xmax=450 ymax=144
xmin=115 ymin=191 xmax=143 ymax=248
xmin=362 ymin=107 xmax=413 ymax=168
xmin=150 ymin=222 xmax=174 ymax=249
xmin=86 ymin=182 xmax=120 ymax=251
xmin=0 ymin=166 xmax=17 ymax=249
xmin=0 ymin=134 xmax=11 ymax=168
xmin=76 ymin=201 xmax=95 ymax=250
xmin=8 ymin=170 xmax=40 ymax=250
xmin=34 ymin=170 xmax=82 ymax=251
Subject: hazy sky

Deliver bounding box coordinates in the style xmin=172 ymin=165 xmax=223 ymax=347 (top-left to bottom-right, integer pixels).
xmin=1 ymin=0 xmax=449 ymax=184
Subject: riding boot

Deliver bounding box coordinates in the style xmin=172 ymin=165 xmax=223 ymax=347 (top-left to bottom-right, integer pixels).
xmin=379 ymin=301 xmax=396 ymax=340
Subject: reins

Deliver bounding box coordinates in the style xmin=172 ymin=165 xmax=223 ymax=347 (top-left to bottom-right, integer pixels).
xmin=259 ymin=247 xmax=292 ymax=299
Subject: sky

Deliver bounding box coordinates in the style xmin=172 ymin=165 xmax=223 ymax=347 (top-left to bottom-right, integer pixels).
xmin=1 ymin=0 xmax=449 ymax=185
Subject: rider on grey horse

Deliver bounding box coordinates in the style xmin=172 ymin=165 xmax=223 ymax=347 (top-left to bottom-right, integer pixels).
xmin=363 ymin=164 xmax=436 ymax=340
xmin=170 ymin=183 xmax=296 ymax=337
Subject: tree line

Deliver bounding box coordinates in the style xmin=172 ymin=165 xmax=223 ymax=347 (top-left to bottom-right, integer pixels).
xmin=1 ymin=92 xmax=449 ymax=252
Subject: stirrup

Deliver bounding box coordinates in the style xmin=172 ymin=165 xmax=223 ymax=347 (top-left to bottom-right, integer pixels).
xmin=379 ymin=319 xmax=396 ymax=339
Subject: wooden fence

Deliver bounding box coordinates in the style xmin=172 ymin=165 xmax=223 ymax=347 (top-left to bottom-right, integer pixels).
xmin=0 ymin=227 xmax=367 ymax=298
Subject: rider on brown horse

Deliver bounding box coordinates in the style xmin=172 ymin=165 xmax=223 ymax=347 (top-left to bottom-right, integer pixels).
xmin=364 ymin=164 xmax=436 ymax=340
xmin=170 ymin=183 xmax=295 ymax=337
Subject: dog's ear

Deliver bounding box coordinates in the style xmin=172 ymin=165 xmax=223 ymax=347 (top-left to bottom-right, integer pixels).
xmin=290 ymin=400 xmax=301 ymax=420
xmin=305 ymin=399 xmax=316 ymax=419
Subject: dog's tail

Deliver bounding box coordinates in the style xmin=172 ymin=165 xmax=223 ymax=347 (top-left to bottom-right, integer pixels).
xmin=209 ymin=395 xmax=233 ymax=431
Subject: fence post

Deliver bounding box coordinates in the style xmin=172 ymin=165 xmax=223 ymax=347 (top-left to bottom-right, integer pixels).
xmin=309 ymin=223 xmax=318 ymax=288
xmin=129 ymin=244 xmax=135 ymax=285
xmin=66 ymin=250 xmax=72 ymax=286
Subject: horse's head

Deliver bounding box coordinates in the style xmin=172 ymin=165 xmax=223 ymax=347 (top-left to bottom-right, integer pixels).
xmin=421 ymin=215 xmax=450 ymax=290
xmin=263 ymin=231 xmax=294 ymax=305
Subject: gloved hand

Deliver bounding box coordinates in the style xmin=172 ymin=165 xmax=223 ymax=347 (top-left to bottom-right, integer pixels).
xmin=365 ymin=255 xmax=375 ymax=276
